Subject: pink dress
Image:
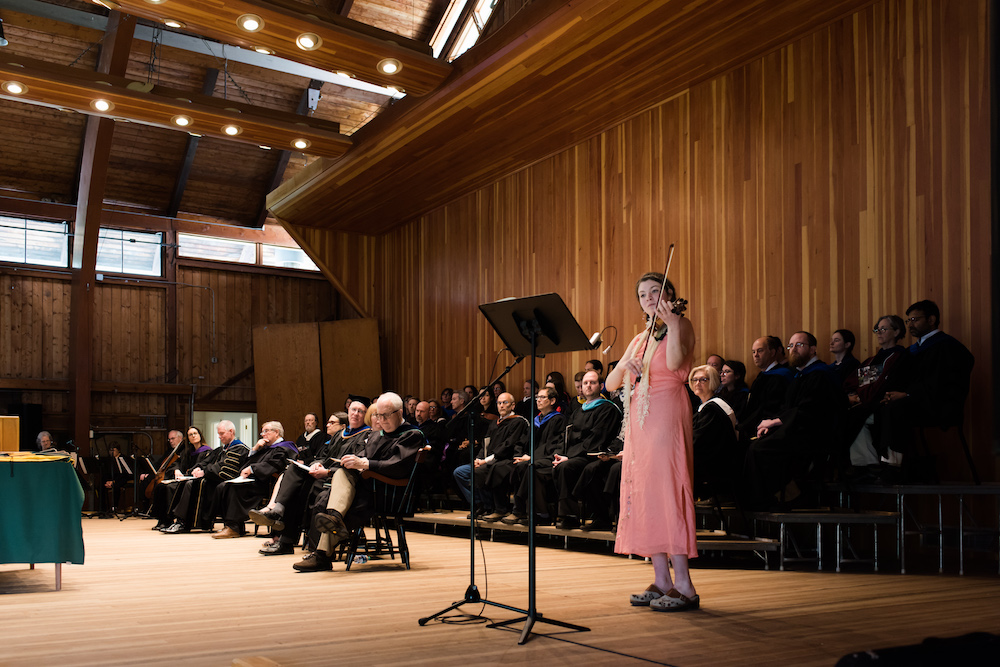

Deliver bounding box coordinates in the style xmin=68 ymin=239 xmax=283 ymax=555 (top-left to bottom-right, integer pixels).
xmin=614 ymin=331 xmax=698 ymax=558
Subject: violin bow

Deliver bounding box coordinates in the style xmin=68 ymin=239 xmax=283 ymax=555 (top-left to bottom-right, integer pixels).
xmin=636 ymin=243 xmax=676 ymax=382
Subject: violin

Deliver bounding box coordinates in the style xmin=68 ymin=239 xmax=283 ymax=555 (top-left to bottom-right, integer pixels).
xmin=651 ymin=297 xmax=688 ymax=340
xmin=144 ymin=439 xmax=185 ymax=499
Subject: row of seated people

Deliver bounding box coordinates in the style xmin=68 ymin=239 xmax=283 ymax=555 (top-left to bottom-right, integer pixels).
xmin=146 ymin=394 xmax=425 ymax=573
xmin=143 ymin=298 xmax=973 ymax=559
xmin=446 ymin=298 xmax=974 ymax=523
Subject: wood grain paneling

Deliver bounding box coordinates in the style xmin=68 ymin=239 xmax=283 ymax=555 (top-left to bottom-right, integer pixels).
xmin=288 ymin=0 xmax=994 ymax=479
xmin=252 ymin=322 xmax=324 ymax=439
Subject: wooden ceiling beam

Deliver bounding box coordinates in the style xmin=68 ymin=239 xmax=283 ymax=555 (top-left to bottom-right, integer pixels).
xmin=69 ymin=10 xmax=137 ymax=457
xmin=106 ymin=0 xmax=451 ymax=95
xmin=166 ymin=68 xmax=220 ymax=218
xmin=256 ymin=78 xmax=326 ymax=227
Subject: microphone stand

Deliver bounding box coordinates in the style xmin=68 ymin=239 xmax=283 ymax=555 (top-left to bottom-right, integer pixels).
xmin=419 ymin=355 xmax=528 ymax=625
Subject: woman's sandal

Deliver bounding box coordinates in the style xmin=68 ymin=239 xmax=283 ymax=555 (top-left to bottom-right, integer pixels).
xmin=649 ymin=588 xmax=700 ymax=612
xmin=629 ymin=584 xmax=667 ymax=606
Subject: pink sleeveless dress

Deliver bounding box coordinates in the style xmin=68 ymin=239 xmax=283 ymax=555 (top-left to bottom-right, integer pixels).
xmin=614 ymin=332 xmax=698 ymax=558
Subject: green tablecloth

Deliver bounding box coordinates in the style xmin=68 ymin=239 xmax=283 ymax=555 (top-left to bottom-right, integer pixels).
xmin=0 ymin=458 xmax=85 ymax=564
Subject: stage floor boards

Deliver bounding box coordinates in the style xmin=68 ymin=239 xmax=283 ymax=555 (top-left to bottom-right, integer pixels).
xmin=1 ymin=518 xmax=998 ymax=666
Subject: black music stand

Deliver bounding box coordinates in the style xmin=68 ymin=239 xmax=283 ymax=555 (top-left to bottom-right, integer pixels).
xmin=419 ymin=293 xmax=595 ymax=644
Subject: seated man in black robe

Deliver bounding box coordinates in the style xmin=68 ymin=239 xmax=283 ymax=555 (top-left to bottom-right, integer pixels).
xmin=250 ymin=405 xmax=370 ymax=555
xmin=293 ymin=392 xmax=424 ymax=572
xmin=150 ymin=428 xmax=213 ymax=530
xmin=551 ymin=371 xmax=623 ymax=529
xmin=210 ymin=421 xmax=297 ymax=538
xmin=293 ymin=413 xmax=324 ymax=462
xmin=164 ymin=419 xmax=248 ymax=533
xmin=452 ymin=392 xmax=530 ymax=521
xmin=737 ymin=336 xmax=794 ymax=441
xmin=502 ymin=386 xmax=568 ymax=525
xmin=743 ymin=331 xmax=848 ymax=509
xmin=875 ymin=300 xmax=974 ymax=470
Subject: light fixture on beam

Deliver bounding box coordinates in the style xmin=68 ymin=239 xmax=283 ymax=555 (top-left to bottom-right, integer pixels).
xmin=0 ymin=55 xmax=352 ymax=159
xmin=1 ymin=80 xmax=27 ymax=95
xmin=92 ymin=0 xmax=122 ymax=10
xmin=100 ymin=0 xmax=452 ymax=96
xmin=237 ymin=14 xmax=264 ymax=33
xmin=295 ymin=33 xmax=322 ymax=51
xmin=377 ymin=59 xmax=402 ymax=76
xmin=0 ymin=18 xmax=9 ymax=48
xmin=164 ymin=19 xmax=186 ymax=29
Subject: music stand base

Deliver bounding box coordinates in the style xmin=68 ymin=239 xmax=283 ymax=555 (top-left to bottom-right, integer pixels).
xmin=418 ymin=585 xmax=531 ymax=626
xmin=489 ymin=611 xmax=590 ymax=645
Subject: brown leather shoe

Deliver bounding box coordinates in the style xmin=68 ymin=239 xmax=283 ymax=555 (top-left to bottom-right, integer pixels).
xmin=211 ymin=526 xmax=242 ymax=539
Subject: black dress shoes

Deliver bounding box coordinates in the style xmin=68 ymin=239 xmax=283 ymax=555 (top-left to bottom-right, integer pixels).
xmin=163 ymin=522 xmax=189 ymax=534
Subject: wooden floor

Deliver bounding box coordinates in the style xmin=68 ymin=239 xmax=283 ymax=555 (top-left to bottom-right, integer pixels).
xmin=1 ymin=519 xmax=998 ymax=667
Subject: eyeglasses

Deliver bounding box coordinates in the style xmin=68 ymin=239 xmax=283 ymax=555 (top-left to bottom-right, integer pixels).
xmin=374 ymin=408 xmax=401 ymax=420
xmin=535 ymin=395 xmax=551 ymax=401
xmin=786 ymin=342 xmax=809 ymax=349
xmin=905 ymin=316 xmax=925 ymax=323
xmin=497 ymin=400 xmax=513 ymax=405
xmin=872 ymin=327 xmax=893 ymax=334
xmin=690 ymin=377 xmax=710 ymax=384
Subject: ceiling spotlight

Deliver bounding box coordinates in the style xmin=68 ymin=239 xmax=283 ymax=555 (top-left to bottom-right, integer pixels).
xmin=253 ymin=46 xmax=274 ymax=55
xmin=170 ymin=114 xmax=192 ymax=127
xmin=222 ymin=124 xmax=242 ymax=136
xmin=292 ymin=138 xmax=311 ymax=150
xmin=91 ymin=98 xmax=114 ymax=112
xmin=377 ymin=58 xmax=402 ymax=75
xmin=0 ymin=18 xmax=8 ymax=48
xmin=163 ymin=19 xmax=186 ymax=29
xmin=258 ymin=145 xmax=272 ymax=150
xmin=1 ymin=81 xmax=27 ymax=95
xmin=336 ymin=71 xmax=355 ymax=79
xmin=143 ymin=0 xmax=168 ymax=4
xmin=296 ymin=33 xmax=322 ymax=51
xmin=237 ymin=14 xmax=264 ymax=32
xmin=92 ymin=0 xmax=122 ymax=10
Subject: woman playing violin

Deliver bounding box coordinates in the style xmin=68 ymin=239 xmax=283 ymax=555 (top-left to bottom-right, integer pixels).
xmin=605 ymin=271 xmax=699 ymax=612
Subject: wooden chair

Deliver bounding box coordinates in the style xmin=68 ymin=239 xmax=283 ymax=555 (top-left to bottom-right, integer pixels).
xmin=344 ymin=451 xmax=426 ymax=570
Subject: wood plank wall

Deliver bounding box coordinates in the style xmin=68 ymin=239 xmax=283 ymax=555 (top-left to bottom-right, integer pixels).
xmin=0 ymin=265 xmax=336 ymax=452
xmin=289 ymin=0 xmax=994 ymax=478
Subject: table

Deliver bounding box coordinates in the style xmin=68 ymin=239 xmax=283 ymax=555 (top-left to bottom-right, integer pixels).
xmin=0 ymin=454 xmax=86 ymax=590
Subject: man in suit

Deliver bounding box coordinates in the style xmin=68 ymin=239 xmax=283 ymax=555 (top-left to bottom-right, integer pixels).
xmin=875 ymin=300 xmax=974 ymax=466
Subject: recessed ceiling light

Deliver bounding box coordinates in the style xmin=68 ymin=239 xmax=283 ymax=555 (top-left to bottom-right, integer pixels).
xmin=237 ymin=14 xmax=264 ymax=32
xmin=222 ymin=124 xmax=242 ymax=136
xmin=253 ymin=46 xmax=274 ymax=55
xmin=170 ymin=114 xmax=192 ymax=127
xmin=258 ymin=145 xmax=272 ymax=150
xmin=143 ymin=0 xmax=167 ymax=4
xmin=377 ymin=58 xmax=402 ymax=75
xmin=296 ymin=33 xmax=322 ymax=51
xmin=163 ymin=19 xmax=186 ymax=29
xmin=291 ymin=138 xmax=310 ymax=150
xmin=92 ymin=0 xmax=121 ymax=10
xmin=1 ymin=81 xmax=27 ymax=95
xmin=336 ymin=71 xmax=355 ymax=79
xmin=91 ymin=98 xmax=114 ymax=112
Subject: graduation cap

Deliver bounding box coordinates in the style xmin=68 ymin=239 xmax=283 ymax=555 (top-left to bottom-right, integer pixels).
xmin=347 ymin=394 xmax=372 ymax=408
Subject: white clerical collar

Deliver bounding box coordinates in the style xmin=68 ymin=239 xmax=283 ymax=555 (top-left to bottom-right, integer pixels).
xmin=765 ymin=361 xmax=778 ymax=372
xmin=918 ymin=329 xmax=941 ymax=346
